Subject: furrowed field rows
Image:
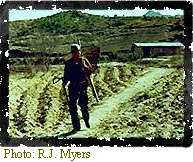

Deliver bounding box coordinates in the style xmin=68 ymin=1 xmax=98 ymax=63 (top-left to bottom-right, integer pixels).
xmin=89 ymin=69 xmax=184 ymax=138
xmin=24 ymin=71 xmax=74 ymax=137
xmin=92 ymin=64 xmax=145 ymax=101
xmin=9 ymin=63 xmax=146 ymax=138
xmin=40 ymin=82 xmax=72 ymax=137
xmin=9 ymin=71 xmax=63 ymax=137
xmin=9 ymin=72 xmax=51 ymax=137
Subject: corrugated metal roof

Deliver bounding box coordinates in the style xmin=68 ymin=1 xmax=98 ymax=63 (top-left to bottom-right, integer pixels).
xmin=134 ymin=42 xmax=184 ymax=47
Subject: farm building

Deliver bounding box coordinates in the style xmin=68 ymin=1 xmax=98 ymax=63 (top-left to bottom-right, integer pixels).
xmin=131 ymin=42 xmax=184 ymax=58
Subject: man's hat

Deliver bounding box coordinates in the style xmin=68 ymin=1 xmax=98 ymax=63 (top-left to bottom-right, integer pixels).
xmin=71 ymin=44 xmax=81 ymax=52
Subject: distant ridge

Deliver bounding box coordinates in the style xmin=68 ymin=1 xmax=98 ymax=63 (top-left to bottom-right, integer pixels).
xmin=143 ymin=10 xmax=163 ymax=17
xmin=9 ymin=10 xmax=182 ymax=54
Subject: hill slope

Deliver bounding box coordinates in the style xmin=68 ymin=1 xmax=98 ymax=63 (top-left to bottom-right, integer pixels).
xmin=9 ymin=10 xmax=183 ymax=59
xmin=144 ymin=10 xmax=163 ymax=17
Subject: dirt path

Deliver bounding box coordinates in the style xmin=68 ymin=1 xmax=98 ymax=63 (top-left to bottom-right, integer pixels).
xmin=64 ymin=67 xmax=174 ymax=138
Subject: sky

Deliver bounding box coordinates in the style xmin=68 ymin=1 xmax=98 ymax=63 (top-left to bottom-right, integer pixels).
xmin=9 ymin=7 xmax=183 ymax=21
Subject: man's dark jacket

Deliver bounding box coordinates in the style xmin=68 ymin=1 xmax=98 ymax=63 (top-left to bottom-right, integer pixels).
xmin=63 ymin=58 xmax=89 ymax=89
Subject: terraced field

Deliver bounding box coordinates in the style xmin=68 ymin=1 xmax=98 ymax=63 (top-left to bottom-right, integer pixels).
xmin=8 ymin=63 xmax=146 ymax=138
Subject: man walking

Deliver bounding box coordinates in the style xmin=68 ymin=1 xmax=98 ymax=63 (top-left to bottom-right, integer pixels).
xmin=63 ymin=44 xmax=93 ymax=131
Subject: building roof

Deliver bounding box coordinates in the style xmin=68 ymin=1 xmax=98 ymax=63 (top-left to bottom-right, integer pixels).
xmin=133 ymin=42 xmax=184 ymax=47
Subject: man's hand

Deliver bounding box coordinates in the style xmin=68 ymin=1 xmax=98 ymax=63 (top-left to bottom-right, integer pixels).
xmin=63 ymin=80 xmax=70 ymax=88
xmin=53 ymin=76 xmax=63 ymax=84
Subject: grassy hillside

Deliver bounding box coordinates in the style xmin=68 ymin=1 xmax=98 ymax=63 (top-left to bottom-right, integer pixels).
xmin=9 ymin=10 xmax=183 ymax=56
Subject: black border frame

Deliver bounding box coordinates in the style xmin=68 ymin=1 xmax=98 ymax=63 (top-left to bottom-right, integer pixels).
xmin=0 ymin=0 xmax=192 ymax=147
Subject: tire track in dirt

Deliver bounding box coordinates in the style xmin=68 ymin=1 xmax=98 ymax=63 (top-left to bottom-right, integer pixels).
xmin=66 ymin=67 xmax=174 ymax=138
